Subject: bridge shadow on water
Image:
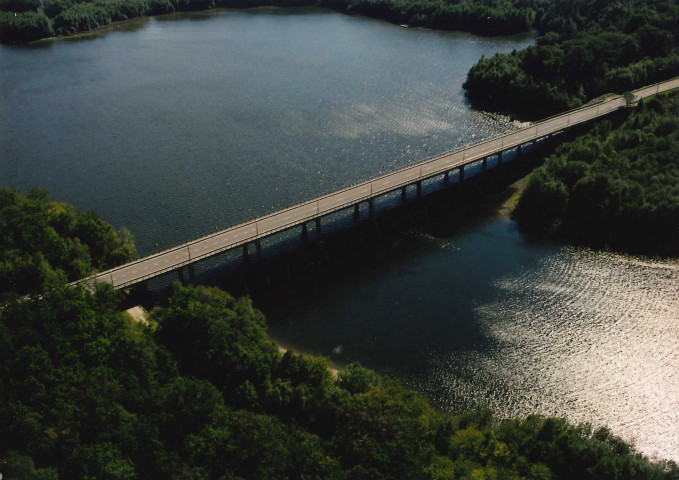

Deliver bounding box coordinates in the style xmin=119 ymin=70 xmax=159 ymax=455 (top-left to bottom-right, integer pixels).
xmin=124 ymin=131 xmax=574 ymax=380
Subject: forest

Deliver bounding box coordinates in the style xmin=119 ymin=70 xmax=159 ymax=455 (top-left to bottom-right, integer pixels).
xmin=513 ymin=92 xmax=679 ymax=255
xmin=1 ymin=0 xmax=542 ymax=44
xmin=1 ymin=187 xmax=678 ymax=479
xmin=463 ymin=0 xmax=679 ymax=119
xmin=0 ymin=186 xmax=136 ymax=298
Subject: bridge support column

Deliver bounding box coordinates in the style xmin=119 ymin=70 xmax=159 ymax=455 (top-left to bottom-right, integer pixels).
xmin=459 ymin=166 xmax=465 ymax=182
xmin=354 ymin=203 xmax=360 ymax=222
xmin=188 ymin=264 xmax=195 ymax=283
xmin=416 ymin=181 xmax=422 ymax=199
xmin=444 ymin=171 xmax=449 ymax=186
xmin=368 ymin=198 xmax=375 ymax=218
xmin=401 ymin=186 xmax=407 ymax=203
xmin=255 ymin=240 xmax=262 ymax=258
xmin=301 ymin=223 xmax=308 ymax=240
xmin=177 ymin=267 xmax=185 ymax=284
xmin=517 ymin=144 xmax=522 ymax=156
xmin=339 ymin=231 xmax=349 ymax=256
xmin=497 ymin=151 xmax=503 ymax=166
xmin=243 ymin=244 xmax=249 ymax=261
xmin=315 ymin=218 xmax=321 ymax=238
xmin=482 ymin=157 xmax=487 ymax=172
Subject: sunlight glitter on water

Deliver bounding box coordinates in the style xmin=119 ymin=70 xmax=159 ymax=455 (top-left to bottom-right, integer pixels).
xmin=424 ymin=248 xmax=679 ymax=461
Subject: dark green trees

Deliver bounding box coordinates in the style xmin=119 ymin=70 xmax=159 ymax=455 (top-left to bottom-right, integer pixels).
xmin=1 ymin=189 xmax=676 ymax=477
xmin=464 ymin=0 xmax=679 ymax=120
xmin=1 ymin=0 xmax=542 ymax=44
xmin=514 ymin=94 xmax=679 ymax=254
xmin=0 ymin=186 xmax=136 ymax=297
xmin=2 ymin=280 xmax=678 ymax=478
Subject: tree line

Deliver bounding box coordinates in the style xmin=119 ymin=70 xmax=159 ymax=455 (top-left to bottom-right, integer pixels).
xmin=1 ymin=187 xmax=678 ymax=479
xmin=463 ymin=0 xmax=679 ymax=120
xmin=0 ymin=0 xmax=542 ymax=44
xmin=513 ymin=93 xmax=679 ymax=255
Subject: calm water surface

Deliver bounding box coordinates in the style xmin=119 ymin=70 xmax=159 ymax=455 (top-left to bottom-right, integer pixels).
xmin=1 ymin=8 xmax=527 ymax=253
xmin=1 ymin=9 xmax=677 ymax=461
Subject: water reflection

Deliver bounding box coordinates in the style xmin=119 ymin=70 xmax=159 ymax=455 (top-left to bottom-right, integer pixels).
xmin=262 ymin=213 xmax=679 ymax=462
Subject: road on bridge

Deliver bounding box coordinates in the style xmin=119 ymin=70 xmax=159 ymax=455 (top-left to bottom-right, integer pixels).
xmin=79 ymin=77 xmax=679 ymax=290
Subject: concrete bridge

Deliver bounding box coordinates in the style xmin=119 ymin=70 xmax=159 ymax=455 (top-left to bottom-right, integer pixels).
xmin=78 ymin=77 xmax=679 ymax=290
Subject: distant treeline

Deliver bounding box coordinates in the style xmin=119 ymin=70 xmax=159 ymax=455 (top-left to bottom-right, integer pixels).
xmin=464 ymin=0 xmax=679 ymax=119
xmin=513 ymin=93 xmax=679 ymax=255
xmin=0 ymin=0 xmax=541 ymax=44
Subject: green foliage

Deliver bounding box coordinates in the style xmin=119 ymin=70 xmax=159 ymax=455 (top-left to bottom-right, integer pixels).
xmin=319 ymin=0 xmax=541 ymax=36
xmin=331 ymin=385 xmax=437 ymax=479
xmin=0 ymin=451 xmax=58 ymax=480
xmin=1 ymin=0 xmax=542 ymax=44
xmin=153 ymin=284 xmax=279 ymax=398
xmin=338 ymin=361 xmax=378 ymax=394
xmin=2 ymin=279 xmax=677 ymax=479
xmin=464 ymin=0 xmax=679 ymax=119
xmin=0 ymin=202 xmax=675 ymax=478
xmin=0 ymin=186 xmax=136 ymax=296
xmin=514 ymin=94 xmax=679 ymax=254
xmin=0 ymin=10 xmax=52 ymax=43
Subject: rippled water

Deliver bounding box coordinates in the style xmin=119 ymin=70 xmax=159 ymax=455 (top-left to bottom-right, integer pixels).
xmin=261 ymin=216 xmax=679 ymax=461
xmin=0 ymin=8 xmax=529 ymax=254
xmin=2 ymin=8 xmax=678 ymax=462
xmin=424 ymin=245 xmax=679 ymax=461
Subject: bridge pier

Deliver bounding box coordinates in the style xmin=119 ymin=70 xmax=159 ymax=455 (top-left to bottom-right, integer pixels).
xmin=354 ymin=203 xmax=360 ymax=222
xmin=368 ymin=198 xmax=375 ymax=218
xmin=416 ymin=180 xmax=422 ymax=199
xmin=259 ymin=264 xmax=271 ymax=288
xmin=301 ymin=222 xmax=308 ymax=240
xmin=444 ymin=171 xmax=449 ymax=186
xmin=255 ymin=240 xmax=262 ymax=258
xmin=282 ymin=256 xmax=292 ymax=279
xmin=243 ymin=243 xmax=250 ymax=262
xmin=339 ymin=231 xmax=349 ymax=256
xmin=459 ymin=165 xmax=465 ymax=182
xmin=177 ymin=264 xmax=196 ymax=285
xmin=401 ymin=186 xmax=407 ymax=203
xmin=482 ymin=157 xmax=487 ymax=172
xmin=315 ymin=218 xmax=321 ymax=237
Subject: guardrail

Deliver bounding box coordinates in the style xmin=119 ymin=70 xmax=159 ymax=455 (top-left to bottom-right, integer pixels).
xmin=76 ymin=76 xmax=679 ymax=289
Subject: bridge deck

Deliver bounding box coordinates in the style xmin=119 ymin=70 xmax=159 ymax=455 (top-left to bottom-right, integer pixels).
xmin=79 ymin=78 xmax=679 ymax=289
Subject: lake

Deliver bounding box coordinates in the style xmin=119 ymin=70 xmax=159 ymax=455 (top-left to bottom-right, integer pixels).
xmin=1 ymin=7 xmax=677 ymax=461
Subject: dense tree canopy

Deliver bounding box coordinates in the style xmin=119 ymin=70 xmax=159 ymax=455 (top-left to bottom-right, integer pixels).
xmin=2 ymin=276 xmax=678 ymax=478
xmin=513 ymin=93 xmax=679 ymax=255
xmin=464 ymin=0 xmax=679 ymax=119
xmin=0 ymin=186 xmax=136 ymax=297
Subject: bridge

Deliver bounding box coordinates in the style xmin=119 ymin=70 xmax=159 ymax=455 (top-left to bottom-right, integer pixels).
xmin=78 ymin=77 xmax=679 ymax=290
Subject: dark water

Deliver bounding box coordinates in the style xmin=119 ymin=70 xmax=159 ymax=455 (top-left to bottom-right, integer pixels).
xmin=261 ymin=214 xmax=679 ymax=462
xmin=2 ymin=8 xmax=677 ymax=461
xmin=1 ymin=7 xmax=527 ymax=253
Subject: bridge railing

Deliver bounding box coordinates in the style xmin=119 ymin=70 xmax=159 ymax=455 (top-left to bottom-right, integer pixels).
xmin=77 ymin=76 xmax=679 ymax=289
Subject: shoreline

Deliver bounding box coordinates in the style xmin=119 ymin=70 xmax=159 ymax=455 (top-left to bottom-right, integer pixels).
xmin=123 ymin=304 xmax=342 ymax=377
xmin=272 ymin=338 xmax=342 ymax=379
xmin=9 ymin=3 xmax=535 ymax=47
xmin=497 ymin=175 xmax=528 ymax=219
